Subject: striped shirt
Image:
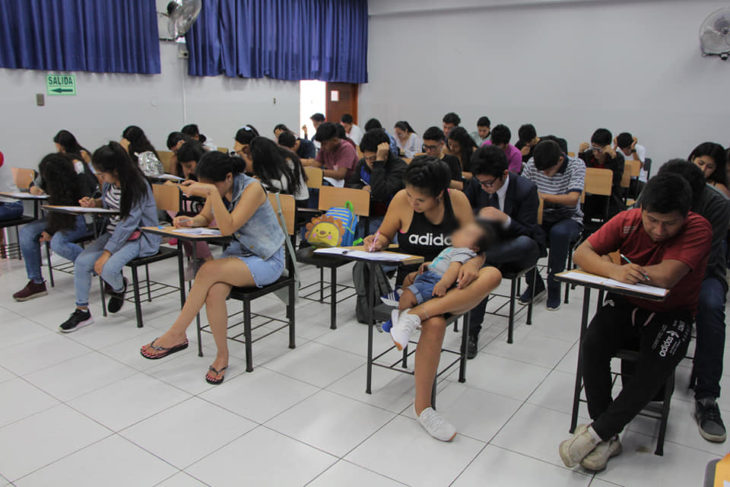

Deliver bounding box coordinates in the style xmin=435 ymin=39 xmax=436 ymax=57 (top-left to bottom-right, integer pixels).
xmin=523 ymin=156 xmax=585 ymax=224
xmin=104 ymin=185 xmax=122 ymax=233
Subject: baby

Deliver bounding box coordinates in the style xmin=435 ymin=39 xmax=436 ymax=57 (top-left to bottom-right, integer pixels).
xmin=387 ymin=221 xmax=496 ymax=350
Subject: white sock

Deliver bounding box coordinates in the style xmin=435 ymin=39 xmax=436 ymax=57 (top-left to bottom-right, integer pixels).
xmin=587 ymin=426 xmax=603 ymax=444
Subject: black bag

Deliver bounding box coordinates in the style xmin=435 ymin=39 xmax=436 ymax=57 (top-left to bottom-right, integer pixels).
xmin=353 ymin=261 xmax=392 ymax=324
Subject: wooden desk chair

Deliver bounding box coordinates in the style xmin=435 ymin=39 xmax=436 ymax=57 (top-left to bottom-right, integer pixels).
xmin=121 ymin=184 xmax=184 ymax=327
xmin=198 ymin=193 xmax=297 ymax=372
xmin=217 ymin=147 xmax=229 ymax=154
xmin=622 ymin=159 xmax=642 ymax=204
xmin=462 ymin=171 xmax=473 ymax=181
xmin=304 ymin=166 xmax=323 ymax=189
xmin=297 ymin=186 xmax=371 ymax=330
xmin=1 ymin=168 xmax=39 ymax=259
xmin=568 ymin=152 xmax=576 ymax=158
xmin=158 ymin=151 xmax=174 ymax=174
xmin=412 ymin=152 xmax=426 ymax=158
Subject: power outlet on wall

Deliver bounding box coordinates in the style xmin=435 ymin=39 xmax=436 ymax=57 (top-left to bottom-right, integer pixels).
xmin=36 ymin=93 xmax=44 ymax=106
xmin=273 ymin=97 xmax=277 ymax=104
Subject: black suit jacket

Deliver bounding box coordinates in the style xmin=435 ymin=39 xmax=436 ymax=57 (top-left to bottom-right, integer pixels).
xmin=464 ymin=172 xmax=546 ymax=249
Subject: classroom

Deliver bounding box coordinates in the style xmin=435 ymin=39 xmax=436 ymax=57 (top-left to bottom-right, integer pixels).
xmin=0 ymin=0 xmax=729 ymax=486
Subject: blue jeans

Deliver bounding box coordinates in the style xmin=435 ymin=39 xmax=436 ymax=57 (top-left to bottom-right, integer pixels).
xmin=526 ymin=218 xmax=582 ymax=298
xmin=74 ymin=232 xmax=141 ymax=307
xmin=0 ymin=201 xmax=23 ymax=220
xmin=407 ymin=270 xmax=442 ymax=304
xmin=19 ymin=217 xmax=90 ymax=283
xmin=693 ymin=277 xmax=727 ymax=400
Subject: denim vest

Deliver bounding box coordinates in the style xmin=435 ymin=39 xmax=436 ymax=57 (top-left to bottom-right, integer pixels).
xmin=225 ymin=173 xmax=285 ymax=260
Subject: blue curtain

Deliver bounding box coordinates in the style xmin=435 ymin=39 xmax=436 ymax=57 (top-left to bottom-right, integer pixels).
xmin=186 ymin=0 xmax=368 ymax=83
xmin=0 ymin=0 xmax=161 ymax=74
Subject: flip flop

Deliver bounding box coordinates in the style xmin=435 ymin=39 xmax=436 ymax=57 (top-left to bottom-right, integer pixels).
xmin=205 ymin=365 xmax=228 ymax=385
xmin=140 ymin=338 xmax=189 ymax=359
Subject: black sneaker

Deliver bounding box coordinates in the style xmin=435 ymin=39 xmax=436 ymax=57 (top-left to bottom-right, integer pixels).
xmin=107 ymin=277 xmax=128 ymax=314
xmin=466 ymin=335 xmax=478 ymax=360
xmin=59 ymin=309 xmax=94 ymax=333
xmin=518 ymin=286 xmax=546 ymax=306
xmin=695 ymin=398 xmax=727 ymax=443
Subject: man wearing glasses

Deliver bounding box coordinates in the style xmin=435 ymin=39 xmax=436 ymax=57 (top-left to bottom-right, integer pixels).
xmin=421 ymin=126 xmax=463 ymax=187
xmin=462 ymin=145 xmax=544 ymax=357
xmin=579 ymin=128 xmax=626 ymax=221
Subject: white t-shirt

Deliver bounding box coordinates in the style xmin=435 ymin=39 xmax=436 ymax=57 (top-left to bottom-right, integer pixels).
xmin=266 ymin=160 xmax=310 ymax=201
xmin=0 ymin=164 xmax=19 ymax=203
xmin=347 ymin=125 xmax=364 ymax=146
xmin=619 ymin=144 xmax=647 ymax=182
xmin=396 ymin=133 xmax=422 ymax=159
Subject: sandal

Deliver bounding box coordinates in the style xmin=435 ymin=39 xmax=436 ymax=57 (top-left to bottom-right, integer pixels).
xmin=140 ymin=338 xmax=189 ymax=360
xmin=205 ymin=365 xmax=228 ymax=385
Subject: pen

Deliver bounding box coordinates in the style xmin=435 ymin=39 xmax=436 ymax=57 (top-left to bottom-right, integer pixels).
xmin=620 ymin=254 xmax=650 ymax=281
xmin=369 ymin=230 xmax=380 ymax=252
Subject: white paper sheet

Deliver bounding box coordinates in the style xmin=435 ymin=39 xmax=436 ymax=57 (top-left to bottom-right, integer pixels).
xmin=43 ymin=205 xmax=118 ymax=214
xmin=154 ymin=174 xmax=185 ymax=181
xmin=0 ymin=192 xmax=49 ymax=199
xmin=322 ymin=177 xmax=345 ymax=188
xmin=559 ymin=271 xmax=668 ymax=297
xmin=314 ymin=247 xmax=413 ymax=262
xmin=171 ymin=227 xmax=222 ymax=236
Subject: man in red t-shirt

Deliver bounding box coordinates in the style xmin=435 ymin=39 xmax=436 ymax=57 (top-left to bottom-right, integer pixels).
xmin=559 ymin=173 xmax=712 ymax=472
xmin=303 ymin=122 xmax=358 ymax=184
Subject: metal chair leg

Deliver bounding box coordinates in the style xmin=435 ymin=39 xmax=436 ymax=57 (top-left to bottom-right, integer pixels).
xmin=145 ymin=264 xmax=151 ymax=302
xmin=244 ymin=298 xmax=253 ymax=372
xmin=458 ymin=312 xmax=470 ymax=383
xmin=131 ymin=266 xmax=143 ymax=328
xmin=288 ymin=281 xmax=296 ymax=349
xmin=330 ymin=266 xmax=337 ymax=330
xmin=46 ymin=242 xmax=55 ymax=287
xmin=508 ymin=278 xmax=516 ymax=344
xmin=655 ymin=372 xmax=674 ymax=456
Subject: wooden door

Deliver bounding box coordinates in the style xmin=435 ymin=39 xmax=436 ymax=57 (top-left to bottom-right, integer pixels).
xmin=326 ymin=83 xmax=359 ymax=124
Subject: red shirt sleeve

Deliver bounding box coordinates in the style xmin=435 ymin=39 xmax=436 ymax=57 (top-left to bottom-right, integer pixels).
xmin=335 ymin=143 xmax=357 ymax=170
xmin=587 ymin=211 xmax=630 ymax=255
xmin=661 ymin=213 xmax=712 ymax=272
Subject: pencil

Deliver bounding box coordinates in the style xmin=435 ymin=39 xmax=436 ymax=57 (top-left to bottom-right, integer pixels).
xmin=620 ymin=254 xmax=650 ymax=281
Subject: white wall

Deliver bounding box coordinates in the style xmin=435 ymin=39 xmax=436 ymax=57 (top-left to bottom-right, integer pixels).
xmin=0 ymin=43 xmax=300 ymax=169
xmin=361 ymin=0 xmax=730 ymax=166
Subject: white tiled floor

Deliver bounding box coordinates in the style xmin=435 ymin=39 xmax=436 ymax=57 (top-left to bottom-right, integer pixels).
xmin=0 ymin=254 xmax=727 ymax=486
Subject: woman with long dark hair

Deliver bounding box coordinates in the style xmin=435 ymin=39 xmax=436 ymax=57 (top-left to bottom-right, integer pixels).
xmin=447 ymin=126 xmax=478 ymax=190
xmin=13 ymin=153 xmax=96 ymax=301
xmin=394 ymin=121 xmax=421 ymax=159
xmin=140 ymin=151 xmax=286 ymax=385
xmin=248 ymin=137 xmax=308 ymax=204
xmin=689 ymin=142 xmax=729 ymax=197
xmin=121 ymin=125 xmax=159 ymax=162
xmin=233 ymin=125 xmax=260 ymax=169
xmin=54 ymin=129 xmax=92 ymax=163
xmin=58 ymin=142 xmax=161 ymax=333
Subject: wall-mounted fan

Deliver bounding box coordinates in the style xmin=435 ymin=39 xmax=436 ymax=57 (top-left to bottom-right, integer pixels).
xmin=700 ymin=8 xmax=730 ymax=60
xmin=159 ymin=0 xmax=201 ymax=41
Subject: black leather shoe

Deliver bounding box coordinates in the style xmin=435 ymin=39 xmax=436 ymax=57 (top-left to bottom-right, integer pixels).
xmin=467 ymin=335 xmax=478 ymax=359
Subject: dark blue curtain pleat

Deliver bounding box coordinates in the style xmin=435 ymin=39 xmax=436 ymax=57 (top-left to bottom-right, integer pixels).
xmin=186 ymin=0 xmax=368 ymax=83
xmin=0 ymin=0 xmax=161 ymax=74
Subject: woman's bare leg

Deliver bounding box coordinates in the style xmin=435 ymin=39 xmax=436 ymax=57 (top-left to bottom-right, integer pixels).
xmin=411 ymin=267 xmax=501 ymax=414
xmin=145 ymin=258 xmax=256 ymax=348
xmin=414 ymin=316 xmax=447 ymax=414
xmin=206 ymin=282 xmax=233 ymax=376
xmin=410 ymin=267 xmax=501 ymax=320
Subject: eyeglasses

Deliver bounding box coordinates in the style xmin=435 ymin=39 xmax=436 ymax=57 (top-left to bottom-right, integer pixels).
xmin=423 ymin=144 xmax=440 ymax=151
xmin=478 ymin=177 xmax=499 ymax=189
xmin=591 ymin=145 xmax=604 ymax=153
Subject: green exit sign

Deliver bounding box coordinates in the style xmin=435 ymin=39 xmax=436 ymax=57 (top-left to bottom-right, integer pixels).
xmin=46 ymin=73 xmax=77 ymax=96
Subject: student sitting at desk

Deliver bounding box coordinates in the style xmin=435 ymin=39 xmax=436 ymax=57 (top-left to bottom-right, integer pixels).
xmin=0 ymin=151 xmax=23 ymax=221
xmin=363 ymin=157 xmax=501 ymax=442
xmin=559 ymin=173 xmax=712 ymax=472
xmin=13 ymin=153 xmax=96 ymax=301
xmin=140 ymin=152 xmax=286 ymax=385
xmin=305 ymin=122 xmax=358 ymax=186
xmin=58 ymin=142 xmax=161 ymax=333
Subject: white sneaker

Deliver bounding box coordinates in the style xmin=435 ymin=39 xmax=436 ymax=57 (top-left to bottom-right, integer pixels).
xmin=559 ymin=424 xmax=599 ymax=468
xmin=580 ymin=437 xmax=622 ymax=472
xmin=416 ymin=406 xmax=456 ymax=441
xmin=390 ymin=309 xmax=421 ymax=351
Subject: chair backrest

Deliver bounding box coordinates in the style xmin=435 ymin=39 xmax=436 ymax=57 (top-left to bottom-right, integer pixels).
xmin=537 ymin=197 xmax=544 ymax=225
xmin=11 ymin=168 xmax=35 ymax=190
xmin=583 ymin=168 xmax=613 ymax=197
xmin=462 ymin=171 xmax=473 ymax=180
xmin=158 ymin=151 xmax=174 ymax=174
xmin=567 ymin=152 xmax=576 ymax=158
xmin=217 ymin=147 xmax=229 ymax=154
xmin=304 ymin=166 xmax=323 ymax=189
xmin=268 ymin=193 xmax=295 ymax=236
xmin=412 ymin=152 xmax=426 ymax=158
xmin=318 ymin=186 xmax=370 ymax=217
xmin=152 ymin=183 xmax=180 ymax=212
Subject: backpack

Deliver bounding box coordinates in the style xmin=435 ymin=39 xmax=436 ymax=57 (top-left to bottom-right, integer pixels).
xmin=353 ymin=261 xmax=393 ymax=324
xmin=305 ymin=201 xmax=358 ymax=248
xmin=137 ymin=151 xmax=164 ymax=177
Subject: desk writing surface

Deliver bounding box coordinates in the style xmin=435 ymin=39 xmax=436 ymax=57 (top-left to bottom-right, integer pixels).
xmin=555 ymin=270 xmax=668 ymax=301
xmin=314 ymin=246 xmax=423 ymax=266
xmin=141 ymin=226 xmax=229 ymax=241
xmin=0 ymin=191 xmax=48 ymax=200
xmin=43 ymin=205 xmax=118 ymax=214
